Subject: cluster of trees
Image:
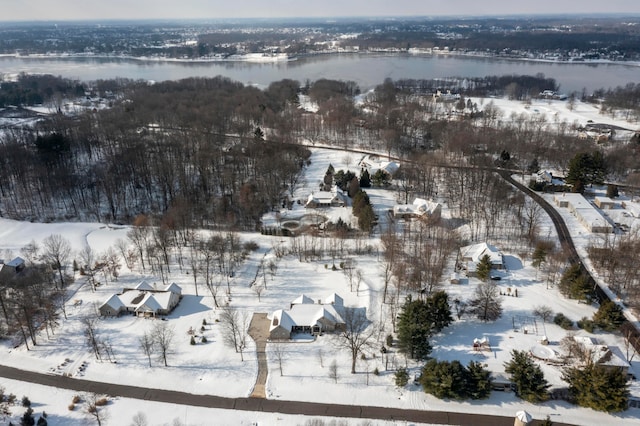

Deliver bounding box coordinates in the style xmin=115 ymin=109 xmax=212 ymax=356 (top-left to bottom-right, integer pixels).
xmin=565 ymin=151 xmax=607 ymax=193
xmin=0 ymin=234 xmax=77 ymax=348
xmin=419 ymin=359 xmax=492 ymax=400
xmin=0 ymin=74 xmax=85 ymax=107
xmin=588 ymin=231 xmax=640 ymax=309
xmin=396 ymin=293 xmax=453 ymax=361
xmin=351 ymin=190 xmax=375 ymax=232
xmin=395 ymin=74 xmax=558 ymax=99
xmin=558 ymin=264 xmax=595 ymax=302
xmin=504 ymin=350 xmax=550 ymax=403
xmin=0 ymin=388 xmax=48 ymax=426
xmin=0 ymin=76 xmax=311 ymax=228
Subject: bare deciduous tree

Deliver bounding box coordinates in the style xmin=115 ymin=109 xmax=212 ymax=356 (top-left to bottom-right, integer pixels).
xmin=139 ymin=331 xmax=155 ymax=367
xmin=533 ymin=305 xmax=554 ymax=323
xmin=219 ymin=307 xmax=250 ymax=361
xmin=152 ymin=321 xmax=175 ymax=367
xmin=83 ymin=392 xmax=108 ymax=426
xmin=42 ymin=234 xmax=72 ymax=289
xmin=469 ymin=282 xmax=503 ymax=321
xmin=83 ymin=317 xmax=102 ymax=361
xmin=335 ymin=307 xmax=376 ymax=374
xmin=79 ymin=245 xmax=98 ymax=291
xmin=329 ymin=359 xmax=339 ymax=383
xmin=130 ymin=411 xmax=149 ymax=426
xmin=271 ymin=342 xmax=287 ymax=376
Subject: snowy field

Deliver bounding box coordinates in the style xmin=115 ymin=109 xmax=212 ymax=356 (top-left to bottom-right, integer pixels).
xmin=1 ymin=97 xmax=640 ymax=425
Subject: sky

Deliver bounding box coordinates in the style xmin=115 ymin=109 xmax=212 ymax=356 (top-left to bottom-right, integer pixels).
xmin=2 ymin=0 xmax=640 ymax=21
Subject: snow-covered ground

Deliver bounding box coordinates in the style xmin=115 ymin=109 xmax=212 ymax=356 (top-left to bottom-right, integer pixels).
xmin=1 ymin=100 xmax=640 ymax=425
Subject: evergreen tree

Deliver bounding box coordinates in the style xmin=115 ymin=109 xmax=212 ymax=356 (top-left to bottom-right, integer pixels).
xmin=347 ymin=176 xmax=360 ymax=198
xmin=396 ymin=295 xmax=433 ymax=360
xmin=593 ymin=300 xmax=626 ymax=331
xmin=531 ymin=243 xmax=547 ymax=270
xmin=565 ymin=151 xmax=606 ymax=192
xmin=426 ymin=291 xmax=453 ymax=334
xmin=504 ymin=350 xmax=550 ymax=403
xmin=20 ymin=407 xmax=35 ymax=426
xmin=359 ymin=169 xmax=371 ymax=188
xmin=563 ymin=363 xmax=629 ymax=412
xmin=394 ymin=367 xmax=409 ymax=387
xmin=558 ymin=264 xmax=594 ymax=300
xmin=466 ymin=361 xmax=493 ymax=399
xmin=352 ymin=190 xmax=375 ymax=232
xmin=527 ymin=158 xmax=540 ymax=174
xmin=475 ymin=254 xmax=492 ymax=282
xmin=371 ymin=169 xmax=390 ymax=186
xmin=420 ymin=359 xmax=468 ymax=400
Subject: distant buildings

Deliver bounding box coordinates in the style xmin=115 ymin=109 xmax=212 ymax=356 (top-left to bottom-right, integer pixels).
xmin=554 ymin=193 xmax=613 ymax=233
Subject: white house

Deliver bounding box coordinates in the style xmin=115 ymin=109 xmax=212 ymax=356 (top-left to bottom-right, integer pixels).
xmin=99 ymin=282 xmax=182 ymax=317
xmin=305 ymin=186 xmax=347 ymax=208
xmin=458 ymin=242 xmax=504 ymax=276
xmin=393 ymin=198 xmax=441 ymax=221
xmin=269 ymin=294 xmax=346 ymax=340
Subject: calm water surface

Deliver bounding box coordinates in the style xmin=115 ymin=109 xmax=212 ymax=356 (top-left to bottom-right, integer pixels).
xmin=0 ymin=54 xmax=638 ymax=93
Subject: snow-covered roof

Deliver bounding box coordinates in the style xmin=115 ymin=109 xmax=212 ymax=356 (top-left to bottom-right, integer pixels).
xmin=270 ymin=309 xmax=296 ymax=332
xmin=291 ymin=294 xmax=315 ymax=305
xmin=5 ymin=257 xmax=25 ymax=267
xmin=164 ymin=282 xmax=182 ymax=295
xmin=135 ymin=293 xmax=163 ymax=313
xmin=100 ymin=294 xmax=125 ymax=311
xmin=459 ymin=242 xmax=503 ymax=266
xmin=135 ymin=280 xmax=155 ymax=291
xmin=393 ymin=198 xmax=441 ymax=217
xmin=324 ymin=293 xmax=343 ymax=306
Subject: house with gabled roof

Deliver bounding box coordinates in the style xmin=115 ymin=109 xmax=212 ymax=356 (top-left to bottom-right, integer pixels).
xmin=392 ymin=198 xmax=441 ymax=221
xmin=269 ymin=294 xmax=346 ymax=340
xmin=458 ymin=242 xmax=504 ymax=276
xmin=305 ymin=186 xmax=347 ymax=208
xmin=99 ymin=281 xmax=182 ymax=317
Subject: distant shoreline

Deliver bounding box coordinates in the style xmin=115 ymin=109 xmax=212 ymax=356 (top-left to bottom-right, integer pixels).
xmin=1 ymin=50 xmax=639 ymax=68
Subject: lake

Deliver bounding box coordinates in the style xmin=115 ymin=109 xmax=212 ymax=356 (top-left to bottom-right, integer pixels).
xmin=1 ymin=53 xmax=638 ymax=94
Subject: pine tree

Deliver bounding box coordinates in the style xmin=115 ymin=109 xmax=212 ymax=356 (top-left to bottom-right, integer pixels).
xmin=420 ymin=359 xmax=468 ymax=400
xmin=563 ymin=363 xmax=629 ymax=412
xmin=593 ymin=300 xmax=626 ymax=331
xmin=397 ymin=296 xmax=433 ymax=360
xmin=20 ymin=407 xmax=35 ymax=426
xmin=504 ymin=350 xmax=550 ymax=403
xmin=426 ymin=291 xmax=453 ymax=334
xmin=466 ymin=361 xmax=493 ymax=399
xmin=476 ymin=254 xmax=492 ymax=282
xmin=359 ymin=169 xmax=371 ymax=188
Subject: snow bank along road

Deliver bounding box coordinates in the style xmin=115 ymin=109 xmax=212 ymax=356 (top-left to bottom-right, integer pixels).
xmin=0 ymin=364 xmax=575 ymax=425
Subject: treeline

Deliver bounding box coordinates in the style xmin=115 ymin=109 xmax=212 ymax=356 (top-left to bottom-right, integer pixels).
xmin=395 ymin=74 xmax=558 ymax=99
xmin=0 ymin=74 xmax=85 ymax=107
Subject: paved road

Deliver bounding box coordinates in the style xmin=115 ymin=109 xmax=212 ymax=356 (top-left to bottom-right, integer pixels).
xmin=0 ymin=363 xmax=573 ymax=426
